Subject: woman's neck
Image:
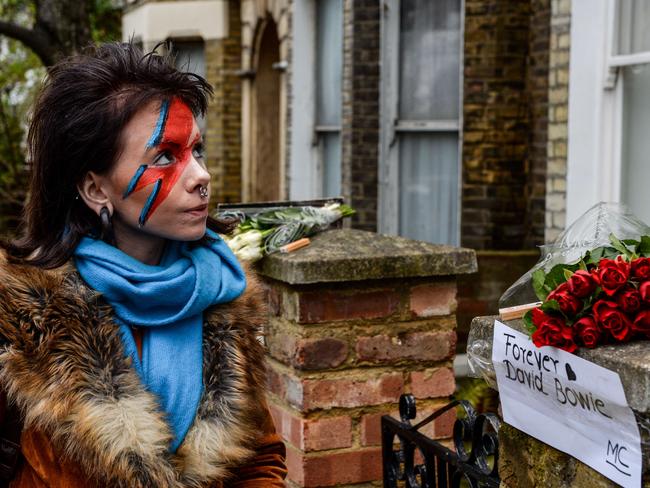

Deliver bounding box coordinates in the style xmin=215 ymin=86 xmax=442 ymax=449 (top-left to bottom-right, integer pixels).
xmin=112 ymin=219 xmax=166 ymax=265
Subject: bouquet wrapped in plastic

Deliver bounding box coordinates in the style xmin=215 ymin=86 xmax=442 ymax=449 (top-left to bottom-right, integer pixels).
xmin=218 ymin=202 xmax=355 ymax=262
xmin=467 ymin=202 xmax=650 ymax=381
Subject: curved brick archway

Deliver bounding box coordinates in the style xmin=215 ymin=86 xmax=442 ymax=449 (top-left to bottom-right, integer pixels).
xmin=241 ymin=0 xmax=291 ymax=201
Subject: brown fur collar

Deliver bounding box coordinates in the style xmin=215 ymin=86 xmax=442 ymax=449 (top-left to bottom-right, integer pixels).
xmin=0 ymin=256 xmax=269 ymax=487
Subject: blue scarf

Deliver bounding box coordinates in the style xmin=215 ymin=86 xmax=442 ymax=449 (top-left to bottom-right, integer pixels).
xmin=73 ymin=230 xmax=246 ymax=452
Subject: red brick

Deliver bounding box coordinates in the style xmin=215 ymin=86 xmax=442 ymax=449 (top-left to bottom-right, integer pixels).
xmin=356 ymin=330 xmax=456 ymax=363
xmin=302 ymin=373 xmax=404 ymax=410
xmin=269 ymin=403 xmax=353 ymax=451
xmin=303 ymin=416 xmax=353 ymax=451
xmin=410 ymin=368 xmax=455 ymax=399
xmin=287 ymin=446 xmax=383 ymax=487
xmin=431 ymin=408 xmax=456 ymax=439
xmin=410 ymin=283 xmax=457 ymax=318
xmin=268 ymin=365 xmax=404 ymax=411
xmin=296 ymin=289 xmax=400 ymax=323
xmin=267 ymin=286 xmax=282 ymax=316
xmin=360 ymin=410 xmax=398 ymax=446
xmin=268 ymin=332 xmax=348 ymax=370
xmin=269 ymin=402 xmax=302 ymax=447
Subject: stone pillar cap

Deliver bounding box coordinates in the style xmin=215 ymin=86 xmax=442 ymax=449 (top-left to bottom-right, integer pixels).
xmin=257 ymin=229 xmax=477 ymax=284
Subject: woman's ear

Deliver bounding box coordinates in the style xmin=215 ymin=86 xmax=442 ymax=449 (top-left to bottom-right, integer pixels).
xmin=77 ymin=172 xmax=112 ymax=216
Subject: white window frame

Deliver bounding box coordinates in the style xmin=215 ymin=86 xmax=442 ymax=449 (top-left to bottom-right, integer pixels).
xmin=379 ymin=0 xmax=464 ymax=245
xmin=289 ymin=0 xmax=319 ymax=199
xmin=566 ymin=0 xmax=650 ymax=225
xmin=289 ymin=0 xmax=343 ymax=200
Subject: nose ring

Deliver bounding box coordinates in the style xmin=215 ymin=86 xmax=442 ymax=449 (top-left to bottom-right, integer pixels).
xmin=199 ymin=186 xmax=209 ymax=199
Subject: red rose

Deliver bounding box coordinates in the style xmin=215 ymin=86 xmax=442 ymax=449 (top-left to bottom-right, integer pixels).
xmin=574 ymin=316 xmax=601 ymax=348
xmin=631 ymin=257 xmax=650 ymax=280
xmin=632 ymin=310 xmax=650 ymax=337
xmin=597 ymin=257 xmax=630 ymax=296
xmin=639 ymin=281 xmax=650 ymax=303
xmin=567 ymin=269 xmax=597 ymax=298
xmin=593 ymin=300 xmax=632 ymax=341
xmin=531 ymin=308 xmax=577 ymax=352
xmin=547 ymin=283 xmax=582 ymax=317
xmin=617 ymin=287 xmax=642 ymax=314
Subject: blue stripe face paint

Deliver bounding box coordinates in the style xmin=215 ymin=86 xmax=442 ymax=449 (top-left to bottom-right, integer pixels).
xmin=123 ymin=164 xmax=148 ymax=199
xmin=146 ymin=99 xmax=171 ymax=149
xmin=138 ymin=178 xmax=163 ymax=227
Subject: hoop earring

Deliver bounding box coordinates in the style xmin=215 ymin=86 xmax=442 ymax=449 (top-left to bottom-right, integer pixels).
xmin=99 ymin=207 xmax=114 ymax=244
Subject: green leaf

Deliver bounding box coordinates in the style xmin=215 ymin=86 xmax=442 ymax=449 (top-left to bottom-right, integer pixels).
xmin=579 ymin=259 xmax=588 ymax=271
xmin=543 ymin=262 xmax=581 ymax=291
xmin=609 ymin=233 xmax=633 ymax=258
xmin=541 ymin=300 xmax=561 ymax=314
xmin=531 ymin=269 xmax=548 ymax=301
xmin=523 ymin=310 xmax=536 ymax=335
xmin=586 ymin=246 xmax=620 ymax=265
xmin=623 ymin=239 xmax=640 ymax=246
xmin=563 ymin=268 xmax=574 ymax=281
xmin=637 ymin=235 xmax=650 ymax=257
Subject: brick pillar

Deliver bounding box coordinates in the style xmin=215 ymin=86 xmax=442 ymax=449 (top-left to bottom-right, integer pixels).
xmin=257 ymin=229 xmax=477 ymax=487
xmin=341 ymin=0 xmax=380 ymax=232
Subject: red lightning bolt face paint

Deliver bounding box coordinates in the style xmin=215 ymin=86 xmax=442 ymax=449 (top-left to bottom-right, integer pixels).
xmin=123 ymin=98 xmax=197 ymax=226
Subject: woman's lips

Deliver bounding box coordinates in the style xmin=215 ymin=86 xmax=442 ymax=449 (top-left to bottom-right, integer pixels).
xmin=184 ymin=204 xmax=208 ymax=217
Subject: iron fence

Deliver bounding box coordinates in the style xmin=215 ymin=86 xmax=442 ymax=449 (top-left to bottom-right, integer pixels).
xmin=382 ymin=394 xmax=501 ymax=488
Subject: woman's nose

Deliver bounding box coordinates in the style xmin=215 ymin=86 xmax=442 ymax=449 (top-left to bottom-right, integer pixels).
xmin=186 ymin=154 xmax=211 ymax=192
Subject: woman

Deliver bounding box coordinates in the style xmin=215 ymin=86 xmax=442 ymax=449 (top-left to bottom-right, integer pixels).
xmin=0 ymin=42 xmax=286 ymax=487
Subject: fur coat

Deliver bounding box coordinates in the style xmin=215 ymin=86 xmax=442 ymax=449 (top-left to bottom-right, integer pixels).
xmin=0 ymin=254 xmax=286 ymax=487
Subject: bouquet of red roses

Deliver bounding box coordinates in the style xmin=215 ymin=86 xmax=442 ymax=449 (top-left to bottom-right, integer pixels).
xmin=524 ymin=233 xmax=650 ymax=352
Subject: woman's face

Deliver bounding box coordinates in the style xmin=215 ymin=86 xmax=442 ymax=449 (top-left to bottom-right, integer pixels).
xmin=93 ymin=98 xmax=211 ymax=246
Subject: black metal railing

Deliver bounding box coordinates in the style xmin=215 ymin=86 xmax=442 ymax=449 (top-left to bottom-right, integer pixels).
xmin=382 ymin=394 xmax=501 ymax=488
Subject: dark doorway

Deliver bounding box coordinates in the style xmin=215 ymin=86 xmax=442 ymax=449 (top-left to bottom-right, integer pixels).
xmin=251 ymin=17 xmax=281 ymax=201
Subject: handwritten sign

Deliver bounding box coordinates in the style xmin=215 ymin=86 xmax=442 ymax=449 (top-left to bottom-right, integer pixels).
xmin=493 ymin=320 xmax=642 ymax=488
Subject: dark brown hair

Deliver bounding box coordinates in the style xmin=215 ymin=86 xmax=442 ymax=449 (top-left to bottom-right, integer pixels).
xmin=5 ymin=42 xmax=234 ymax=269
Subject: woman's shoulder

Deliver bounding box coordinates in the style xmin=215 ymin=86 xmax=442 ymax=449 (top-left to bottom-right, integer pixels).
xmin=0 ymin=249 xmax=98 ymax=325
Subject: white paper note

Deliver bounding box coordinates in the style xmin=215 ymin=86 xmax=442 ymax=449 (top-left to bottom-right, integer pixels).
xmin=492 ymin=320 xmax=642 ymax=488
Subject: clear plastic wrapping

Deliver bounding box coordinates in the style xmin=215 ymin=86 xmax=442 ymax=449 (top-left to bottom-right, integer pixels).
xmin=500 ymin=202 xmax=650 ymax=310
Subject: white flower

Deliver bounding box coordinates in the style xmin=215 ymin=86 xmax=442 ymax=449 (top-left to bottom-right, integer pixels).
xmin=227 ymin=230 xmax=263 ymax=252
xmin=235 ymin=245 xmax=264 ymax=262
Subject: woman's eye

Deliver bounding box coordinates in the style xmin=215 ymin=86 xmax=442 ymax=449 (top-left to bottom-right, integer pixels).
xmin=153 ymin=151 xmax=175 ymax=166
xmin=192 ymin=143 xmax=205 ymax=160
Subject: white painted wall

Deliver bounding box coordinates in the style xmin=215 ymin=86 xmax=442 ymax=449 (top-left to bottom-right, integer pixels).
xmin=122 ymin=0 xmax=229 ymax=44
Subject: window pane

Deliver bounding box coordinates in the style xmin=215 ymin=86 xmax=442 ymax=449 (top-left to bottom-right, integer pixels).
xmin=616 ymin=0 xmax=650 ymax=55
xmin=173 ymin=41 xmax=206 ymax=78
xmin=322 ymin=132 xmax=341 ymax=197
xmin=317 ymin=0 xmax=343 ymax=126
xmin=399 ymin=0 xmax=461 ymax=120
xmin=621 ymin=64 xmax=650 ymax=225
xmin=399 ymin=133 xmax=459 ymax=245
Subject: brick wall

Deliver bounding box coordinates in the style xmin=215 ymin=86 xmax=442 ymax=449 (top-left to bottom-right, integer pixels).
xmin=266 ymin=278 xmax=457 ymax=487
xmin=259 ymin=229 xmax=477 ymax=487
xmin=545 ymin=0 xmax=571 ymax=242
xmin=462 ymin=0 xmax=550 ymax=250
xmin=204 ymin=1 xmax=243 ymax=205
xmin=341 ymin=0 xmax=380 ymax=232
